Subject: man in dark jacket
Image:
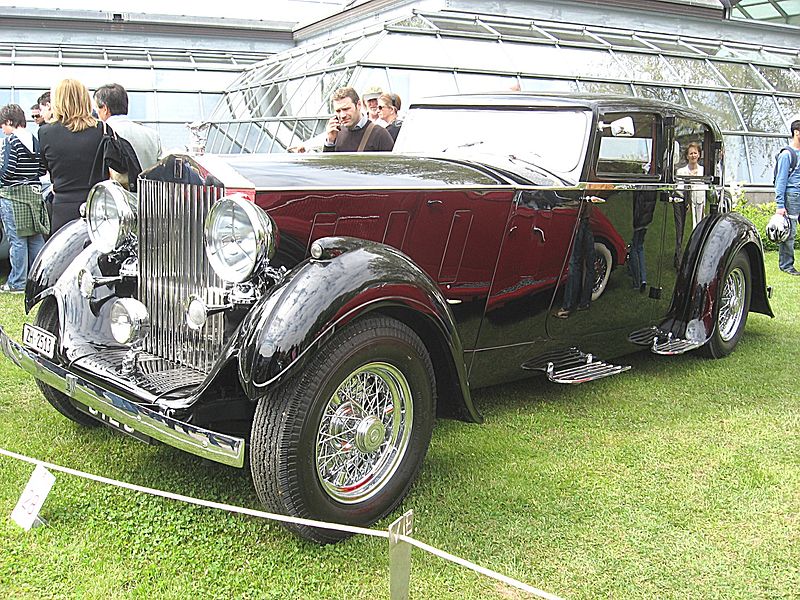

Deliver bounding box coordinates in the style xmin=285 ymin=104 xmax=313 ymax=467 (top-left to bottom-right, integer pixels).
xmin=323 ymin=87 xmax=394 ymax=153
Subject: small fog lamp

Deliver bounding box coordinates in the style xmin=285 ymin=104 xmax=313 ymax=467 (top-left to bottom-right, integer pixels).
xmin=110 ymin=298 xmax=150 ymax=345
xmin=185 ymin=295 xmax=209 ymax=331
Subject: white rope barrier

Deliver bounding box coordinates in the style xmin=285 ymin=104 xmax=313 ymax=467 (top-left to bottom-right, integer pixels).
xmin=0 ymin=446 xmax=562 ymax=600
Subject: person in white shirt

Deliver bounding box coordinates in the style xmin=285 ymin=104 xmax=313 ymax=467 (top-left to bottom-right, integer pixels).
xmin=94 ymin=83 xmax=162 ymax=170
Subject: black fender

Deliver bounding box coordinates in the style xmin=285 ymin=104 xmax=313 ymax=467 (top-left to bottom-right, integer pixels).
xmin=660 ymin=211 xmax=773 ymax=344
xmin=236 ymin=236 xmax=481 ymax=423
xmin=25 ymin=220 xmax=90 ymax=314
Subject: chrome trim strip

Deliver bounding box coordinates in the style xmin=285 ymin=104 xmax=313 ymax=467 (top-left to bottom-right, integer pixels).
xmin=0 ymin=325 xmax=245 ymax=468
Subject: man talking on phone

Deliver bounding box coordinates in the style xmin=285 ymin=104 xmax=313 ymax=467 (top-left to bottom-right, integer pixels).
xmin=323 ymin=87 xmax=394 ymax=153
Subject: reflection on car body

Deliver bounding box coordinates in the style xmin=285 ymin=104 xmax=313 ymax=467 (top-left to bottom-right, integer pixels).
xmin=0 ymin=93 xmax=773 ymax=543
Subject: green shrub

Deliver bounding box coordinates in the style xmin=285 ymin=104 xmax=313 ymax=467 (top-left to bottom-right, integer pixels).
xmin=734 ymin=199 xmax=798 ymax=252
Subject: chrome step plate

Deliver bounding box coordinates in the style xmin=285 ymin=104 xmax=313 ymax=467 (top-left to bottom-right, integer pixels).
xmin=522 ymin=347 xmax=631 ymax=384
xmin=628 ymin=326 xmax=702 ymax=356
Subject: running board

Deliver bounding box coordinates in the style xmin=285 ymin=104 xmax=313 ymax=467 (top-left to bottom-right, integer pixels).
xmin=628 ymin=326 xmax=703 ymax=356
xmin=521 ymin=348 xmax=631 ymax=384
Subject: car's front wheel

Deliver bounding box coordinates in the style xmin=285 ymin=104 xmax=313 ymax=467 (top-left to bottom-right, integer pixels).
xmin=702 ymin=251 xmax=751 ymax=358
xmin=249 ymin=315 xmax=436 ymax=543
xmin=34 ymin=299 xmax=100 ymax=428
xmin=592 ymin=241 xmax=613 ymax=301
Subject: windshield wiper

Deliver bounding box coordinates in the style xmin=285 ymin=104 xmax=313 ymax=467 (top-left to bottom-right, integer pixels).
xmin=507 ymin=154 xmax=571 ymax=186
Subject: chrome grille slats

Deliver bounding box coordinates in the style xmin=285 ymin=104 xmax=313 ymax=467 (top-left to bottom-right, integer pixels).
xmin=139 ymin=179 xmax=225 ymax=373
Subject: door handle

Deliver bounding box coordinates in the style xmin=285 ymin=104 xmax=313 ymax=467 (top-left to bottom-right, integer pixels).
xmin=426 ymin=199 xmax=443 ymax=206
xmin=581 ymin=195 xmax=606 ymax=204
xmin=533 ymin=226 xmax=546 ymax=242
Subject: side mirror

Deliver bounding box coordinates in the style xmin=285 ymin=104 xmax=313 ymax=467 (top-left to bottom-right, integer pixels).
xmin=598 ymin=116 xmax=635 ymax=137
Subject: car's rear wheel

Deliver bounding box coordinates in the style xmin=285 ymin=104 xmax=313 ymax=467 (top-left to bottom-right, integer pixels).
xmin=249 ymin=315 xmax=436 ymax=543
xmin=702 ymin=251 xmax=751 ymax=358
xmin=592 ymin=241 xmax=613 ymax=301
xmin=34 ymin=299 xmax=99 ymax=427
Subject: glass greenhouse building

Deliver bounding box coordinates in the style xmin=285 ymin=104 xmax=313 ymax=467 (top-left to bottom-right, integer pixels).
xmin=205 ymin=0 xmax=800 ymax=195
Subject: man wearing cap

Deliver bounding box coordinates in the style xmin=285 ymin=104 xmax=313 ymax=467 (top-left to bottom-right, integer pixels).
xmin=362 ymin=85 xmax=383 ymax=122
xmin=323 ymin=87 xmax=394 ymax=153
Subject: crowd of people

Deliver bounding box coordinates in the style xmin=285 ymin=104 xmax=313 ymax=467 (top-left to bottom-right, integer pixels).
xmin=0 ymin=79 xmax=162 ymax=293
xmin=291 ymin=85 xmax=403 ymax=153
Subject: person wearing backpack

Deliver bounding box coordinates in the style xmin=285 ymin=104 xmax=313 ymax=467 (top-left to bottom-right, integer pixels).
xmin=0 ymin=103 xmax=48 ymax=292
xmin=94 ymin=83 xmax=161 ymax=172
xmin=774 ymin=117 xmax=800 ymax=276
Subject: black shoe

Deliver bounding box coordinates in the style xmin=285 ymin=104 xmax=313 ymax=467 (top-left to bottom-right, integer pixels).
xmin=577 ymin=303 xmax=590 ymax=311
xmin=0 ymin=283 xmax=24 ymax=294
xmin=780 ymin=268 xmax=800 ymax=276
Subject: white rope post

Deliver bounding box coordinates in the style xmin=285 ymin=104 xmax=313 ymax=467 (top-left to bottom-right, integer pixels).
xmin=388 ymin=509 xmax=414 ymax=600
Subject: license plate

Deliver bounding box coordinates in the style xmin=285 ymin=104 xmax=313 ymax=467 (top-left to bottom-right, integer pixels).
xmin=22 ymin=324 xmax=56 ymax=359
xmin=79 ymin=403 xmax=152 ymax=444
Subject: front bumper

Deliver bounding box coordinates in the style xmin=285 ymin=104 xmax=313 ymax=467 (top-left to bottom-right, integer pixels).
xmin=0 ymin=325 xmax=245 ymax=468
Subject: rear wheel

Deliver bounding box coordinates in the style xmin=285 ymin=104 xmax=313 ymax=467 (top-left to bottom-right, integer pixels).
xmin=249 ymin=316 xmax=436 ymax=543
xmin=34 ymin=299 xmax=99 ymax=427
xmin=592 ymin=241 xmax=613 ymax=301
xmin=702 ymin=252 xmax=751 ymax=358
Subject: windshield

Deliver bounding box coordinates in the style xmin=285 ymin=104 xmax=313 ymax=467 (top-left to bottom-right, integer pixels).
xmin=395 ymin=107 xmax=591 ymax=176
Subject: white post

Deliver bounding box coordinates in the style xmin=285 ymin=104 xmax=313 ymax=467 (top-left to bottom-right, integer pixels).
xmin=388 ymin=510 xmax=414 ymax=600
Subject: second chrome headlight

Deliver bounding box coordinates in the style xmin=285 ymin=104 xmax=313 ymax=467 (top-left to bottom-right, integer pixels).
xmin=86 ymin=180 xmax=137 ymax=253
xmin=204 ymin=194 xmax=276 ymax=283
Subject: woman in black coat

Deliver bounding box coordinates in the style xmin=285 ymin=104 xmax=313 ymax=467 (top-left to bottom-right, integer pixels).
xmin=38 ymin=79 xmax=105 ymax=234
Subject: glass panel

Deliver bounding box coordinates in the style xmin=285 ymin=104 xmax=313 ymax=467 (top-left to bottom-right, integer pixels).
xmin=721 ymin=135 xmax=750 ymax=183
xmin=578 ymin=81 xmax=633 ymax=95
xmin=388 ymin=15 xmax=437 ymax=31
xmin=417 ymin=37 xmax=510 ymax=72
xmin=747 ymin=136 xmax=789 ymax=184
xmin=157 ymin=123 xmax=190 ymax=152
xmin=127 ymin=92 xmax=158 ymax=121
xmin=367 ymin=34 xmax=457 ymax=69
xmin=157 ymin=92 xmax=202 ymax=121
xmin=662 ymin=56 xmax=726 ymax=86
xmin=200 ymin=93 xmax=223 ymax=119
xmin=455 ymin=73 xmax=520 ymax=93
xmin=733 ymin=93 xmax=783 ymax=132
xmin=503 ymin=43 xmax=626 ymax=78
xmin=427 ymin=16 xmax=493 ymax=35
xmin=685 ymin=90 xmax=742 ymax=130
xmin=757 ymin=66 xmax=800 ymax=92
xmin=635 ymin=85 xmax=686 ymax=105
xmin=148 ymin=50 xmax=194 ymax=64
xmin=384 ymin=69 xmax=458 ymax=108
xmin=641 ymin=37 xmax=696 ymax=54
xmin=597 ymin=112 xmax=657 ymax=176
xmin=596 ymin=34 xmax=653 ymax=49
xmin=541 ymin=26 xmax=605 ymax=46
xmin=14 ymin=47 xmax=59 ymax=59
xmin=107 ymin=50 xmax=149 ymax=65
xmin=519 ymin=78 xmax=579 ymax=93
xmin=712 ymin=61 xmax=767 ymax=90
xmin=154 ymin=69 xmax=236 ymax=90
xmin=613 ymin=52 xmax=673 ymax=82
xmin=777 ymin=96 xmax=800 ymax=122
xmin=488 ymin=23 xmax=551 ymax=40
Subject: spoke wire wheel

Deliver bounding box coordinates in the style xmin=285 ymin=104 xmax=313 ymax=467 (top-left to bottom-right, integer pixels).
xmin=316 ymin=362 xmax=413 ymax=504
xmin=718 ymin=266 xmax=746 ymax=342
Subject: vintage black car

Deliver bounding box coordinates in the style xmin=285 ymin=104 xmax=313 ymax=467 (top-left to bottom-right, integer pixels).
xmin=0 ymin=94 xmax=772 ymax=543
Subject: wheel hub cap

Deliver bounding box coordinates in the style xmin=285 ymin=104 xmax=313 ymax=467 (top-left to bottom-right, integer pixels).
xmin=355 ymin=416 xmax=385 ymax=453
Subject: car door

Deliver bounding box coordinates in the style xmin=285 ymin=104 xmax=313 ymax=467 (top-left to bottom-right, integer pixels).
xmin=546 ymin=110 xmax=669 ymax=352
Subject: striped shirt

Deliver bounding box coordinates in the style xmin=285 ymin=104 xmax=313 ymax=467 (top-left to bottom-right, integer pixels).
xmin=1 ymin=132 xmax=44 ymax=186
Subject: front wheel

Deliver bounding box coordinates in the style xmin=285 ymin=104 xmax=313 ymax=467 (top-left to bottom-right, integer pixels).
xmin=702 ymin=251 xmax=751 ymax=358
xmin=249 ymin=316 xmax=436 ymax=543
xmin=592 ymin=241 xmax=613 ymax=301
xmin=34 ymin=299 xmax=100 ymax=427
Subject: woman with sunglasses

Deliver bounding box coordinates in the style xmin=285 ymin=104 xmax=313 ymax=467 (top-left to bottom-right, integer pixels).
xmin=377 ymin=93 xmax=403 ymax=142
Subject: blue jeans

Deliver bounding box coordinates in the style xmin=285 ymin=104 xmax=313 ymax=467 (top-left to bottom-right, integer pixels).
xmin=563 ymin=218 xmax=595 ymax=311
xmin=779 ymin=191 xmax=800 ymax=272
xmin=0 ymin=197 xmax=45 ymax=290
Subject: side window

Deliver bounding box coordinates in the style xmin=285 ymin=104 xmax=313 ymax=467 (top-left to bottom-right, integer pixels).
xmin=595 ymin=112 xmax=659 ymax=178
xmin=674 ymin=118 xmax=710 ymax=181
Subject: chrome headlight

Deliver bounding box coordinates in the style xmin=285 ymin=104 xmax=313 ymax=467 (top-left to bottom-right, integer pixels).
xmin=204 ymin=194 xmax=276 ymax=283
xmin=86 ymin=181 xmax=137 ymax=253
xmin=109 ymin=298 xmax=150 ymax=345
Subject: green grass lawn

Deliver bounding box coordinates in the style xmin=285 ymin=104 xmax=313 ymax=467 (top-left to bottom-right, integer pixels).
xmin=0 ymin=254 xmax=797 ymax=599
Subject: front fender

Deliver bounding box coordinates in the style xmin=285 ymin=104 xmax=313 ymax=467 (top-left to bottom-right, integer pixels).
xmin=25 ymin=220 xmax=89 ymax=313
xmin=236 ymin=236 xmax=479 ymax=421
xmin=661 ymin=211 xmax=772 ymax=343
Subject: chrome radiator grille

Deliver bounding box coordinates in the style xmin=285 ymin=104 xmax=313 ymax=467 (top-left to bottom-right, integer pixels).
xmin=138 ymin=180 xmax=226 ymax=373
